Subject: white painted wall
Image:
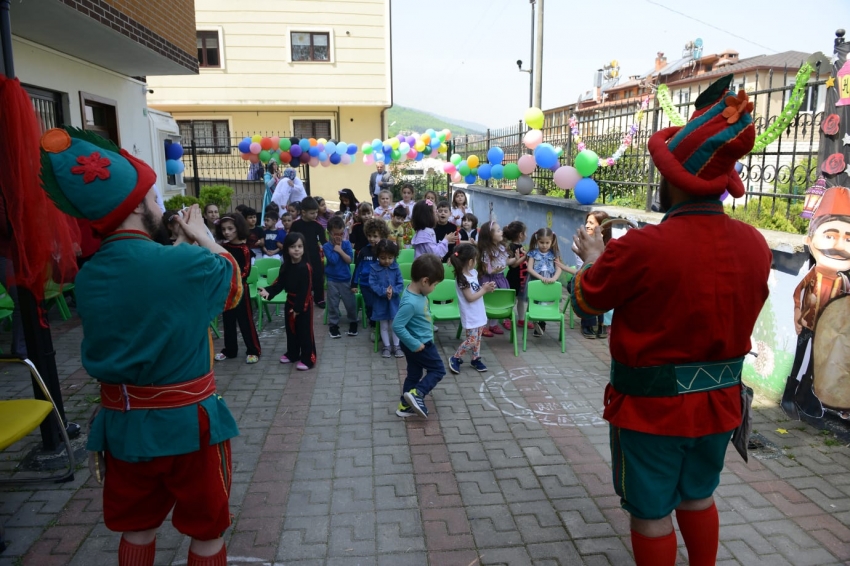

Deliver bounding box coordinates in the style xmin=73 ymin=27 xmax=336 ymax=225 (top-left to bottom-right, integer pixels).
xmin=13 ymin=36 xmax=155 ymax=167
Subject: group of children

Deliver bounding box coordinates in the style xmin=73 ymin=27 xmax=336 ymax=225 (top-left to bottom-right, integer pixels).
xmin=187 ymin=185 xmax=610 ymax=420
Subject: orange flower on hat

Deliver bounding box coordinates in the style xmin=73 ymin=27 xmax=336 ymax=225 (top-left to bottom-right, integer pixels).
xmin=722 ymin=90 xmax=754 ymax=124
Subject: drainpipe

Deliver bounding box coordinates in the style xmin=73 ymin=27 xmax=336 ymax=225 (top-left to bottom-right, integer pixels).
xmin=380 ymin=0 xmax=394 ymax=138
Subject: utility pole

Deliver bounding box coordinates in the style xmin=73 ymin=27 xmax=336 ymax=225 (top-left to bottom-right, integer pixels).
xmin=533 ymin=0 xmax=544 ymax=109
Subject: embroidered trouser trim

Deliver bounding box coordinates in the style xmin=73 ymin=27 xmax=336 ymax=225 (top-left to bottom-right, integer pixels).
xmin=454 ymin=327 xmax=482 ymax=360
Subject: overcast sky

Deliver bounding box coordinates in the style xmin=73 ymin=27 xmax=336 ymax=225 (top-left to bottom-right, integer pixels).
xmin=391 ymin=0 xmax=849 ymax=128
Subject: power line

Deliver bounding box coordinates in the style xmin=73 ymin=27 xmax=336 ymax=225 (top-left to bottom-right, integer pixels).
xmin=644 ymin=0 xmax=779 ymax=54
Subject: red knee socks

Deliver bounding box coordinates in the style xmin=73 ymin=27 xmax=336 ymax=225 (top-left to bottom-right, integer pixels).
xmin=187 ymin=543 xmax=227 ymax=566
xmin=118 ymin=537 xmax=155 ymax=566
xmin=631 ymin=529 xmax=677 ymax=566
xmin=676 ymin=502 xmax=719 ymax=566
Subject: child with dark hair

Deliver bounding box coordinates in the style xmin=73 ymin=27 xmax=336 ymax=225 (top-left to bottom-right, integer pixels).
xmin=447 ymin=243 xmax=495 ymax=373
xmin=215 ymin=213 xmax=262 ymax=364
xmin=351 ymin=218 xmax=390 ymax=329
xmin=388 ymin=205 xmax=414 ymax=249
xmin=392 ymin=253 xmax=446 ymax=418
xmin=323 ymin=216 xmax=358 ymax=338
xmin=262 ymin=210 xmax=285 ymax=259
xmin=503 ymin=221 xmax=532 ymax=331
xmin=349 ymin=202 xmax=373 ymax=258
xmin=434 ymin=200 xmax=463 ymax=261
xmin=240 ymin=206 xmax=265 ymax=258
xmin=291 ymin=197 xmax=327 ymax=308
xmin=411 ymin=200 xmax=456 ymax=259
xmin=337 ymin=188 xmax=359 ymax=215
xmin=369 ymin=239 xmax=404 ymax=358
xmin=287 ymin=200 xmax=301 ymax=222
xmin=527 ymin=227 xmax=563 ymax=337
xmin=398 ymin=183 xmax=416 ymax=220
xmin=477 ymin=220 xmax=521 ymax=337
xmin=260 ymin=232 xmax=316 ymax=370
xmin=462 ymin=213 xmax=479 ymax=243
xmin=315 ymin=196 xmax=334 ymax=230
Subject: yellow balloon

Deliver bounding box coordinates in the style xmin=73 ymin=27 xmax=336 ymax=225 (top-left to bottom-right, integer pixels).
xmin=414 ymin=141 xmax=426 ymax=152
xmin=439 ymin=143 xmax=447 ymax=153
xmin=524 ymin=107 xmax=544 ymax=129
xmin=421 ymin=134 xmax=431 ymax=144
xmin=467 ymin=155 xmax=480 ymax=168
xmin=318 ymin=138 xmax=327 ymax=146
xmin=251 ymin=134 xmax=262 ymax=143
xmin=390 ymin=138 xmax=400 ymax=150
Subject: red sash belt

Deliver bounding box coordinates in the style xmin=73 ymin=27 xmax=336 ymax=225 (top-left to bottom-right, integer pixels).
xmin=100 ymin=371 xmax=216 ymax=411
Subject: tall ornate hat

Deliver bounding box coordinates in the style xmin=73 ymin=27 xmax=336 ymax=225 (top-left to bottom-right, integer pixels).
xmin=814 ymin=186 xmax=850 ymax=218
xmin=648 ymin=74 xmax=755 ymax=198
xmin=39 ymin=127 xmax=156 ymax=235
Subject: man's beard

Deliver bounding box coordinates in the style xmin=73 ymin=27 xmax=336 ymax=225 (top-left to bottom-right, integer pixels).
xmin=141 ymin=201 xmax=171 ymax=245
xmin=658 ymin=178 xmax=673 ymax=213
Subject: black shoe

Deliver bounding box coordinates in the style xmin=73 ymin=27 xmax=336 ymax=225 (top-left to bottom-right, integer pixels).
xmin=315 ymin=301 xmax=326 ymax=309
xmin=780 ymin=376 xmax=800 ymax=420
xmin=539 ymin=322 xmax=546 ymax=331
xmin=328 ymin=325 xmax=342 ymax=339
xmin=596 ymin=325 xmax=608 ymax=339
xmin=347 ymin=323 xmax=358 ymax=336
xmin=581 ymin=327 xmax=596 ymax=339
xmin=65 ymin=422 xmax=81 ymax=440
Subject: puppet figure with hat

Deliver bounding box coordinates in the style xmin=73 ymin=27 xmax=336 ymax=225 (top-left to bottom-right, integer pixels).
xmin=781 ymin=187 xmax=850 ymax=420
xmin=571 ymin=74 xmax=772 ymax=566
xmin=39 ymin=125 xmax=245 ymax=566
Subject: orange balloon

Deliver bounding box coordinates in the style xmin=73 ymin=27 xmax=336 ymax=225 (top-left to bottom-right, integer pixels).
xmin=421 ymin=134 xmax=431 ymax=144
xmin=309 ymin=138 xmax=318 ymax=147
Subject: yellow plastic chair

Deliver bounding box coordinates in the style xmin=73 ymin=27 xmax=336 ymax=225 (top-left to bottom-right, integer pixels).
xmin=524 ymin=281 xmax=565 ymax=353
xmin=0 ymin=357 xmax=75 ymax=484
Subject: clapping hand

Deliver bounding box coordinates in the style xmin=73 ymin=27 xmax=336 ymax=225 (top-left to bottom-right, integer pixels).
xmin=483 ymin=281 xmax=496 ymax=293
xmin=258 ymin=288 xmax=269 ymax=300
xmin=172 ymin=204 xmax=207 ymax=244
xmin=445 ymin=232 xmax=457 ymax=244
xmin=386 ymin=285 xmax=393 ymax=299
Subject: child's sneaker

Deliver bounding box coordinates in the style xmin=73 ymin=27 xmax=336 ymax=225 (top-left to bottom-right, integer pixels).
xmin=214 ymin=353 xmax=230 ymax=361
xmin=482 ymin=327 xmax=494 ymax=337
xmin=518 ymin=319 xmax=534 ymax=330
xmin=381 ymin=347 xmax=391 ymax=358
xmin=246 ymin=355 xmax=259 ymax=364
xmin=533 ymin=324 xmax=544 ymax=338
xmin=502 ymin=320 xmax=512 ymax=330
xmin=490 ymin=324 xmax=504 ymax=335
xmin=448 ymin=356 xmax=462 ymax=374
xmin=280 ymin=355 xmax=292 ymax=364
xmin=396 ymin=402 xmax=416 ymax=418
xmin=597 ymin=325 xmax=608 ymax=339
xmin=347 ymin=323 xmax=359 ymax=336
xmin=403 ymin=389 xmax=428 ymax=418
xmin=296 ymin=362 xmax=310 ymax=371
xmin=328 ymin=325 xmax=342 ymax=339
xmin=470 ymin=358 xmax=488 ymax=372
xmin=581 ymin=327 xmax=596 ymax=339
xmin=393 ymin=346 xmax=404 ymax=358
xmin=315 ymin=301 xmax=326 ymax=309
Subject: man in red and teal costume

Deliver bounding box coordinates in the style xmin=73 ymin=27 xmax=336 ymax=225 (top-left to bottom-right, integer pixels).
xmin=39 ymin=127 xmax=244 ymax=566
xmin=572 ymin=75 xmax=772 ymax=566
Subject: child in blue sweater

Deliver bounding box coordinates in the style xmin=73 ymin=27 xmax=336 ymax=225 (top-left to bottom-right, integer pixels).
xmin=351 ymin=218 xmax=390 ymax=331
xmin=392 ymin=253 xmax=446 ymax=419
xmin=323 ymin=216 xmax=358 ymax=339
xmin=369 ymin=239 xmax=404 ymax=358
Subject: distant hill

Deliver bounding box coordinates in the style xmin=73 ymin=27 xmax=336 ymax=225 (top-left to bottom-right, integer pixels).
xmin=387 ymin=106 xmax=484 ymax=137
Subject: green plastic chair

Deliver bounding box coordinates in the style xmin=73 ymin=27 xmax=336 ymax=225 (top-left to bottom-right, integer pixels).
xmin=524 ymin=280 xmax=565 ymax=353
xmin=399 ymin=262 xmax=413 ymax=281
xmin=428 ymin=280 xmax=462 ymax=338
xmin=258 ymin=267 xmax=286 ymax=332
xmin=253 ymin=257 xmax=281 ymax=289
xmin=443 ymin=263 xmax=455 ymax=280
xmin=398 ymin=248 xmax=414 ymax=264
xmin=561 ymin=266 xmax=576 ymax=329
xmin=483 ymin=289 xmax=518 ymax=356
xmin=44 ymin=281 xmax=72 ymax=320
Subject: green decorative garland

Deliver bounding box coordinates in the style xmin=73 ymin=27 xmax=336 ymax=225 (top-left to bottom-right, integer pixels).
xmin=656 ymin=62 xmax=815 ymax=152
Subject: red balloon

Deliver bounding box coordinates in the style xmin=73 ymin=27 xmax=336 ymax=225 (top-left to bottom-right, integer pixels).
xmin=260 ymin=137 xmax=273 ymax=150
xmin=280 ymin=151 xmax=292 ymax=164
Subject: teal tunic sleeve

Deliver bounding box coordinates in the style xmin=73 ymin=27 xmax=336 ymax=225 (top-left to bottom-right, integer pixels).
xmin=78 ymin=237 xmax=240 ymax=461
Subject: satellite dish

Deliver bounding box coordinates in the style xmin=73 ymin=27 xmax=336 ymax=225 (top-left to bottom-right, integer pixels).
xmin=694 ymin=38 xmax=703 ymax=47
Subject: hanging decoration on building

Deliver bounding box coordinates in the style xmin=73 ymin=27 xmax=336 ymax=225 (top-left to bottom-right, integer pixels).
xmin=237 ymin=135 xmax=359 ymax=168
xmin=362 ymin=128 xmax=450 ymax=167
xmin=656 ymin=84 xmax=687 ymax=127
xmin=164 ymin=141 xmax=185 ymax=176
xmin=568 ymin=96 xmax=651 ymax=168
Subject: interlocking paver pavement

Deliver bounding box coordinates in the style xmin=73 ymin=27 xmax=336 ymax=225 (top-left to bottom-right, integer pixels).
xmin=2 ymin=300 xmax=850 ymax=565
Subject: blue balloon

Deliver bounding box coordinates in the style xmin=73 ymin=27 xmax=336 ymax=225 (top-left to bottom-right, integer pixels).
xmin=372 ymin=138 xmax=383 ymax=151
xmin=329 ymin=153 xmax=342 ymax=164
xmin=325 ymin=142 xmax=337 ymax=155
xmin=534 ymin=143 xmax=558 ymax=169
xmin=414 ymin=152 xmax=424 ymax=161
xmin=430 ymin=138 xmax=440 ymax=148
xmin=491 ymin=164 xmax=504 ymax=180
xmin=237 ymin=138 xmax=251 ymax=153
xmin=383 ymin=143 xmax=393 ymax=154
xmin=165 ymin=142 xmax=184 ymax=160
xmin=574 ymin=177 xmax=600 ymax=205
xmin=335 ymin=142 xmax=347 ymax=155
xmin=487 ymin=146 xmax=504 ymax=165
xmin=309 ymin=146 xmax=320 ymax=157
xmin=299 ymin=139 xmax=311 ymax=151
xmin=165 ymin=159 xmax=182 ymax=175
xmin=478 ymin=163 xmax=492 ymax=180
xmin=346 ymin=143 xmax=358 ymax=155
xmin=375 ymin=152 xmax=385 ymax=162
xmin=464 ymin=174 xmax=477 ymax=184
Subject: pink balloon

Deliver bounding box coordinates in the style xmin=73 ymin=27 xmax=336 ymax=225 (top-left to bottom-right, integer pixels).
xmin=451 ymin=171 xmax=462 ymax=183
xmin=341 ymin=154 xmax=352 ymax=165
xmin=271 ymin=136 xmax=280 ymax=148
xmin=364 ymin=154 xmax=375 ymax=164
xmin=523 ymin=129 xmax=542 ymax=150
xmin=249 ymin=142 xmax=262 ymax=155
xmin=321 ymin=159 xmax=331 ymax=167
xmin=553 ymin=165 xmax=582 ymax=190
xmin=309 ymin=156 xmax=319 ymax=167
xmin=518 ymin=154 xmax=537 ymax=175
xmin=444 ymin=163 xmax=457 ymax=174
xmin=407 ymin=149 xmax=417 ymax=158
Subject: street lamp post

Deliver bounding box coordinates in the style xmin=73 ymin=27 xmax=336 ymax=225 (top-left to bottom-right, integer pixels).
xmin=517 ymin=0 xmax=535 ymax=108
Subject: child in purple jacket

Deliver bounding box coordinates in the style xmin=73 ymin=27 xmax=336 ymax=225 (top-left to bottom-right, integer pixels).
xmin=410 ymin=199 xmax=456 ymax=259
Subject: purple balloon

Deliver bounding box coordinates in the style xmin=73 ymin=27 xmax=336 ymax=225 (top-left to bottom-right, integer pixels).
xmin=397 ymin=134 xmax=406 ymax=142
xmin=720 ymin=190 xmax=730 ymax=201
xmin=405 ymin=136 xmax=415 ymax=145
xmin=549 ymin=163 xmax=560 ymax=172
xmin=290 ymin=145 xmax=303 ymax=157
xmin=299 ymin=152 xmax=310 ymax=164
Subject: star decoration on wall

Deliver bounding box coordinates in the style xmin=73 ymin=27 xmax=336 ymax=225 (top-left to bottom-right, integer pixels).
xmin=843 ymin=133 xmax=850 ymax=146
xmin=826 ymin=76 xmax=836 ymax=88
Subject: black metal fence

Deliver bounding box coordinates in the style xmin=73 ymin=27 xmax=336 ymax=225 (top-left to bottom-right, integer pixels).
xmin=180 ymin=132 xmax=311 ymax=207
xmin=452 ymin=65 xmax=827 ymax=223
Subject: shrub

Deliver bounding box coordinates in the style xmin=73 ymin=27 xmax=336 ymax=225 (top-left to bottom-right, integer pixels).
xmin=199 ymin=185 xmax=235 ymax=211
xmin=163 ymin=195 xmax=200 ymax=210
xmin=726 ymin=200 xmax=808 ymax=234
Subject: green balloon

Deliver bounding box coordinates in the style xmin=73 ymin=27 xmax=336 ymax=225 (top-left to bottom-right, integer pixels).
xmin=391 ymin=149 xmax=402 ymax=161
xmin=451 ymin=153 xmax=463 ymax=166
xmin=279 ymin=138 xmax=292 ymax=151
xmin=363 ymin=145 xmax=373 ymax=155
xmin=470 ymin=167 xmax=478 ymax=176
xmin=574 ymin=150 xmax=599 ymax=177
xmin=458 ymin=164 xmax=471 ymax=176
xmin=503 ymin=163 xmax=521 ymax=180
xmin=259 ymin=150 xmax=271 ymax=163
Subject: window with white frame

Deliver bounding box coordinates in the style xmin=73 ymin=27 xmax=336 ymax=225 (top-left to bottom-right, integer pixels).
xmin=291 ymin=32 xmax=330 ymax=62
xmin=178 ymin=120 xmax=230 ymax=153
xmin=197 ymin=31 xmax=222 ymax=68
